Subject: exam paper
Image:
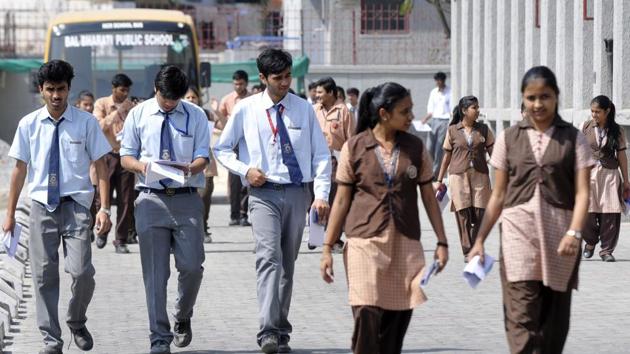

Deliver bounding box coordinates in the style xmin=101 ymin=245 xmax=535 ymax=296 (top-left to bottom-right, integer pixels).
xmin=437 ymin=193 xmax=450 ymax=213
xmin=145 ymin=161 xmax=186 ymax=185
xmin=420 ymin=260 xmax=439 ymax=288
xmin=412 ymin=121 xmax=432 ymax=132
xmin=2 ymin=224 xmax=22 ymax=258
xmin=308 ymin=208 xmax=325 ymax=247
xmin=463 ymin=254 xmax=495 ymax=289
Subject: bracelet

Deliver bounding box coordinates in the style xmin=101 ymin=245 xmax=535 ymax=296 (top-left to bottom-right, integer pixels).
xmin=436 ymin=241 xmax=449 ymax=248
xmin=98 ymin=207 xmax=111 ymax=216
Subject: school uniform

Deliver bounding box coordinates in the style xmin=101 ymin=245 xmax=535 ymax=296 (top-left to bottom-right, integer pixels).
xmin=120 ymin=98 xmax=210 ymax=346
xmin=198 ymin=109 xmax=219 ymax=234
xmin=442 ymin=122 xmax=494 ymax=256
xmin=8 ymin=105 xmax=111 ymax=350
xmin=214 ymin=90 xmax=331 ymax=346
xmin=426 ymin=85 xmax=452 ymax=175
xmin=336 ymin=129 xmax=434 ymax=354
xmin=491 ymin=117 xmax=594 ymax=354
xmin=581 ymin=120 xmax=627 ymax=257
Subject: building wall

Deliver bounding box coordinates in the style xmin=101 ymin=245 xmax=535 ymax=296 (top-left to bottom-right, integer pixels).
xmin=451 ymin=0 xmax=630 ymax=137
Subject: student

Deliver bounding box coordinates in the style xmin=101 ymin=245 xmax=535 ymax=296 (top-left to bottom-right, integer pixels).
xmin=2 ymin=60 xmax=112 ymax=354
xmin=214 ymin=48 xmax=331 ymax=354
xmin=320 ymin=82 xmax=449 ymax=354
xmin=336 ymin=85 xmax=346 ymax=105
xmin=436 ymin=95 xmax=493 ymax=257
xmin=581 ymin=95 xmax=630 ymax=262
xmin=422 ymin=72 xmax=452 ymax=177
xmin=468 ymin=66 xmax=594 ymax=354
xmin=75 ymin=90 xmax=95 ymax=113
xmin=120 ymin=66 xmax=210 ymax=354
xmin=184 ymin=86 xmax=218 ymax=243
xmin=307 ymin=81 xmax=318 ymax=105
xmin=346 ymin=87 xmax=360 ymax=126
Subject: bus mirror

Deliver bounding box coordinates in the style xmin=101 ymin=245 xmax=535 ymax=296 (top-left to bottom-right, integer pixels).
xmin=200 ymin=62 xmax=211 ymax=88
xmin=29 ymin=69 xmax=40 ymax=93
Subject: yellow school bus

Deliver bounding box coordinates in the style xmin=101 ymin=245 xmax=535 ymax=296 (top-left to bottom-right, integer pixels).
xmin=44 ymin=9 xmax=210 ymax=101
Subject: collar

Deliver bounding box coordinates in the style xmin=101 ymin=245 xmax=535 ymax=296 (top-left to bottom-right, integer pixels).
xmin=517 ymin=115 xmax=570 ymax=129
xmin=260 ymin=90 xmax=290 ymax=112
xmin=363 ymin=128 xmax=406 ymax=149
xmin=148 ymin=97 xmax=184 ymax=116
xmin=38 ymin=104 xmax=73 ymax=122
xmin=455 ymin=121 xmax=481 ymax=130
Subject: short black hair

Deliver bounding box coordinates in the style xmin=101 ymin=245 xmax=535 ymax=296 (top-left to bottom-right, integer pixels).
xmin=154 ymin=65 xmax=189 ymax=100
xmin=232 ymin=70 xmax=249 ymax=82
xmin=257 ymin=48 xmax=292 ymax=78
xmin=77 ymin=90 xmax=94 ymax=101
xmin=316 ymin=77 xmax=337 ymax=95
xmin=346 ymin=87 xmax=359 ymax=96
xmin=434 ymin=72 xmax=447 ymax=81
xmin=252 ymin=84 xmax=266 ymax=91
xmin=112 ymin=73 xmax=133 ymax=88
xmin=308 ymin=82 xmax=318 ymax=91
xmin=38 ymin=60 xmax=74 ymax=87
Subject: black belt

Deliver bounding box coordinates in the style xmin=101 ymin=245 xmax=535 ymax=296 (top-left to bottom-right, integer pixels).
xmin=139 ymin=187 xmax=196 ymax=196
xmin=258 ymin=182 xmax=305 ymax=190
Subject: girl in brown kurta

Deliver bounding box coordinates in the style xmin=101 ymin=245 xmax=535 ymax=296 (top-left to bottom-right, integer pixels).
xmin=436 ymin=95 xmax=494 ymax=256
xmin=319 ymin=82 xmax=449 ymax=354
xmin=468 ymin=66 xmax=594 ymax=354
xmin=581 ymin=95 xmax=630 ymax=262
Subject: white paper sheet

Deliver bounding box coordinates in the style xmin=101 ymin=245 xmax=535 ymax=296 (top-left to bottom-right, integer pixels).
xmin=412 ymin=121 xmax=432 ymax=132
xmin=308 ymin=208 xmax=326 ymax=247
xmin=145 ymin=161 xmax=186 ymax=185
xmin=420 ymin=260 xmax=440 ymax=288
xmin=437 ymin=193 xmax=450 ymax=213
xmin=154 ymin=160 xmax=190 ymax=168
xmin=2 ymin=223 xmax=22 ymax=258
xmin=208 ymin=121 xmax=215 ymax=146
xmin=463 ymin=254 xmax=495 ymax=289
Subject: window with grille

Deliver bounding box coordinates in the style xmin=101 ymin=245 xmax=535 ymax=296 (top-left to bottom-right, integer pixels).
xmin=360 ymin=0 xmax=410 ymax=35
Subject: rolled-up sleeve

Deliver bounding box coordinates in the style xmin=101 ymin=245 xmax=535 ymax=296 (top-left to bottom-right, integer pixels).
xmin=8 ymin=120 xmax=30 ymax=163
xmin=213 ymin=103 xmax=250 ymax=177
xmin=310 ymin=107 xmax=332 ymax=201
xmin=119 ymin=107 xmax=141 ymax=158
xmin=86 ymin=116 xmax=112 ymax=161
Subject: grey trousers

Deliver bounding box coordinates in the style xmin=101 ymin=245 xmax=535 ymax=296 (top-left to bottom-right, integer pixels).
xmin=29 ymin=199 xmax=95 ymax=350
xmin=429 ymin=118 xmax=450 ymax=176
xmin=249 ymin=184 xmax=310 ymax=342
xmin=134 ymin=191 xmax=205 ymax=345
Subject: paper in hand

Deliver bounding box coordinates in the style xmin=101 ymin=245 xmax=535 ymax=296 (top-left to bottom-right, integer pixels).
xmin=420 ymin=260 xmax=440 ymax=288
xmin=145 ymin=161 xmax=186 ymax=185
xmin=308 ymin=208 xmax=325 ymax=247
xmin=2 ymin=224 xmax=22 ymax=258
xmin=463 ymin=254 xmax=495 ymax=288
xmin=412 ymin=121 xmax=432 ymax=132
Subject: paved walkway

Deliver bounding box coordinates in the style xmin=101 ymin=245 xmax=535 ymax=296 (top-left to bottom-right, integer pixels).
xmin=3 ymin=183 xmax=630 ymax=353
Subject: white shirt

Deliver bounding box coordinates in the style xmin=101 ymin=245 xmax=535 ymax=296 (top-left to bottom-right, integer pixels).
xmin=213 ymin=90 xmax=331 ymax=201
xmin=120 ymin=98 xmax=210 ymax=189
xmin=9 ymin=105 xmax=111 ymax=209
xmin=426 ymin=85 xmax=452 ymax=119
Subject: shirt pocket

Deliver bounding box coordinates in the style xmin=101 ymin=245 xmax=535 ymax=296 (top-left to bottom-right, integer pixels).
xmin=287 ymin=126 xmax=303 ymax=148
xmin=173 ymin=135 xmax=195 ymax=162
xmin=62 ymin=137 xmax=86 ymax=163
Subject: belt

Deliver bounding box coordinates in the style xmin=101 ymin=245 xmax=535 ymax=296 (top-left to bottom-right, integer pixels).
xmin=258 ymin=182 xmax=305 ymax=190
xmin=139 ymin=187 xmax=196 ymax=196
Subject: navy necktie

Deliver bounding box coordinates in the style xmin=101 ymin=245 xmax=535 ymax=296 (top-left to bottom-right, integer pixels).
xmin=274 ymin=104 xmax=303 ymax=185
xmin=47 ymin=117 xmax=64 ymax=210
xmin=159 ymin=111 xmax=176 ymax=187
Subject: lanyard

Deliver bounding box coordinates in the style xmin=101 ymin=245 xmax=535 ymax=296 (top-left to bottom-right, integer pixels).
xmin=375 ymin=145 xmax=400 ymax=188
xmin=164 ymin=104 xmax=190 ymax=136
xmin=266 ymin=105 xmax=284 ymax=143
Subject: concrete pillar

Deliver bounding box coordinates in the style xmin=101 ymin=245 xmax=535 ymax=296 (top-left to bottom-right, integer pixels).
xmin=613 ymin=0 xmax=630 ymax=109
xmin=573 ymin=0 xmax=594 ymax=110
xmin=593 ymin=0 xmax=614 ymax=97
xmin=555 ymin=0 xmax=574 ymax=109
xmin=524 ymin=0 xmax=540 ymax=69
xmin=471 ymin=0 xmax=484 ymax=102
xmin=495 ymin=0 xmax=511 ymax=108
xmin=483 ymin=0 xmax=497 ymax=108
xmin=283 ymin=0 xmax=302 ymax=52
xmin=451 ymin=0 xmax=461 ymax=106
xmin=460 ymin=0 xmax=473 ymax=97
xmin=510 ymin=0 xmax=525 ymax=109
xmin=539 ymin=0 xmax=556 ymax=69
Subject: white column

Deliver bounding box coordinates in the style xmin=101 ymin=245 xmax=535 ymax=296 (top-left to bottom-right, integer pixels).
xmin=483 ymin=0 xmax=497 ymax=108
xmin=593 ymin=0 xmax=613 ymax=97
xmin=613 ymin=0 xmax=630 ymax=109
xmin=524 ymin=0 xmax=540 ymax=69
xmin=451 ymin=0 xmax=461 ymax=105
xmin=460 ymin=0 xmax=473 ymax=97
xmin=495 ymin=0 xmax=511 ymax=108
xmin=555 ymin=0 xmax=574 ymax=109
xmin=283 ymin=0 xmax=302 ymax=52
xmin=510 ymin=0 xmax=525 ymax=108
xmin=573 ymin=0 xmax=594 ymax=109
xmin=471 ymin=0 xmax=484 ymax=101
xmin=539 ymin=0 xmax=556 ymax=69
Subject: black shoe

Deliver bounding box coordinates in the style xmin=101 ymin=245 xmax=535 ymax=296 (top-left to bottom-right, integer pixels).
xmin=70 ymin=326 xmax=94 ymax=351
xmin=240 ymin=217 xmax=252 ymax=227
xmin=260 ymin=335 xmax=278 ymax=354
xmin=115 ymin=244 xmax=130 ymax=254
xmin=204 ymin=232 xmax=213 ymax=244
xmin=95 ymin=236 xmax=107 ymax=249
xmin=173 ymin=319 xmax=192 ymax=348
xmin=307 ymin=244 xmax=316 ymax=250
xmin=39 ymin=347 xmax=63 ymax=354
xmin=150 ymin=340 xmax=171 ymax=354
xmin=278 ymin=336 xmax=292 ymax=353
xmin=601 ymin=254 xmax=616 ymax=262
xmin=583 ymin=246 xmax=594 ymax=259
xmin=229 ymin=219 xmax=240 ymax=226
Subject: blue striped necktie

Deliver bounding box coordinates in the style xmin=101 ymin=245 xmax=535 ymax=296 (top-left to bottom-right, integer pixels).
xmin=47 ymin=117 xmax=64 ymax=211
xmin=274 ymin=104 xmax=303 ymax=185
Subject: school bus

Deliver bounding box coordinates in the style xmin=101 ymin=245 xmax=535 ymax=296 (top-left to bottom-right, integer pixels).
xmin=44 ymin=9 xmax=210 ymax=101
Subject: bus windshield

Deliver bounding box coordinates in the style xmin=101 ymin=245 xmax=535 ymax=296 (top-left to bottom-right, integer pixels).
xmin=49 ymin=21 xmax=197 ymax=100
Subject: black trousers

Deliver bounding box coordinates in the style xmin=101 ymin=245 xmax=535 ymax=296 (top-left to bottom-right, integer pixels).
xmin=228 ymin=172 xmax=248 ymax=220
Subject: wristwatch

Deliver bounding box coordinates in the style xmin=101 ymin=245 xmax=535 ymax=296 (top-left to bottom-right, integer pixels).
xmin=566 ymin=230 xmax=582 ymax=240
xmin=98 ymin=207 xmax=111 ymax=216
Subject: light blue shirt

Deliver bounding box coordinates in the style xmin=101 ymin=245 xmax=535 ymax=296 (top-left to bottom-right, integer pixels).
xmin=8 ymin=105 xmax=112 ymax=210
xmin=213 ymin=90 xmax=331 ymax=200
xmin=120 ymin=97 xmax=210 ymax=189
